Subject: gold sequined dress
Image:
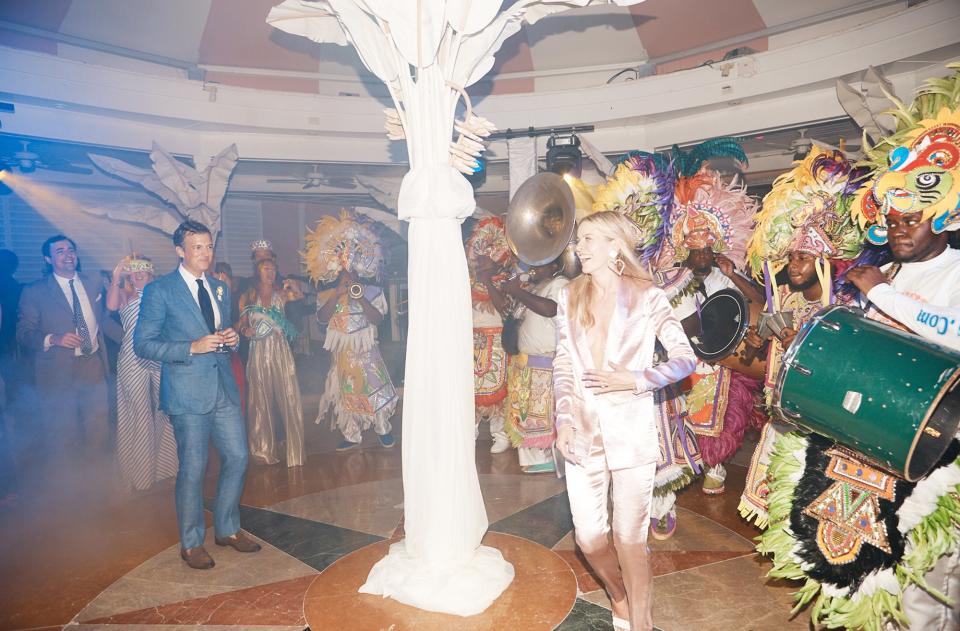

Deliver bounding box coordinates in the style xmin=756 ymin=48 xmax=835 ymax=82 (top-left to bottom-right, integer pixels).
xmin=244 ymin=293 xmax=305 ymax=467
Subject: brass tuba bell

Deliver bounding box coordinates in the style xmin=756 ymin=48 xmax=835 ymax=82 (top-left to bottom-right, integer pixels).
xmin=504 ymin=172 xmax=577 ymax=267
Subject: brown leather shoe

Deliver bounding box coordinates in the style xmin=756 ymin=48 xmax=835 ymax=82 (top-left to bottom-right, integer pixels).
xmin=180 ymin=546 xmax=215 ymax=570
xmin=214 ymin=531 xmax=261 ymax=553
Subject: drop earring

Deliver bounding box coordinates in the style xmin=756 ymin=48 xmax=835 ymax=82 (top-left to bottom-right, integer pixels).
xmin=613 ymin=256 xmax=625 ymax=276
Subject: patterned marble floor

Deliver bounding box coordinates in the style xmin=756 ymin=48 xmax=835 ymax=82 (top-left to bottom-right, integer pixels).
xmin=0 ymin=403 xmax=812 ymax=631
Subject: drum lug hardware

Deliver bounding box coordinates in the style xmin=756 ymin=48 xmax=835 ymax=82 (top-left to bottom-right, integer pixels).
xmin=788 ymin=361 xmax=812 ymax=376
xmin=842 ymin=391 xmax=862 ymax=415
xmin=924 ymin=426 xmax=942 ymax=438
xmin=780 ymin=408 xmax=802 ymax=420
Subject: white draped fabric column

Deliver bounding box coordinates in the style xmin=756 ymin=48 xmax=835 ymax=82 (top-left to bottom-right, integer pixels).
xmin=358 ymin=65 xmax=514 ymax=616
xmin=266 ymin=0 xmax=644 ymax=617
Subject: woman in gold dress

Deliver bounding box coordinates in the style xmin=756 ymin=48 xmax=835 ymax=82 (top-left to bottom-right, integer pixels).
xmin=239 ymin=259 xmax=305 ymax=467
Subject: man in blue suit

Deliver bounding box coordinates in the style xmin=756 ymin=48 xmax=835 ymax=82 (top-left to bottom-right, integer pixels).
xmin=135 ymin=220 xmax=259 ymax=569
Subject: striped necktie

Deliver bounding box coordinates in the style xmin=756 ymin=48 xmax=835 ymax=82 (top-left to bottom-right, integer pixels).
xmin=69 ymin=279 xmax=94 ymax=355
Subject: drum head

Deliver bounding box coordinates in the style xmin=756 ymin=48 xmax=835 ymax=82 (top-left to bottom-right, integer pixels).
xmin=689 ymin=288 xmax=750 ymax=361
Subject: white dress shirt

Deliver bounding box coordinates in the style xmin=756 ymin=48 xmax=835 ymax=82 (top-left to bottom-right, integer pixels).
xmin=672 ymin=267 xmax=736 ymax=321
xmin=44 ymin=272 xmax=100 ymax=356
xmin=517 ymin=275 xmax=568 ymax=356
xmin=865 ymin=247 xmax=960 ymax=352
xmin=178 ymin=265 xmax=221 ymax=330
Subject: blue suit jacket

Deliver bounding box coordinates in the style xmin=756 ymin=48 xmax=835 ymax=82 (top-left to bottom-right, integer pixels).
xmin=133 ymin=269 xmax=239 ymax=416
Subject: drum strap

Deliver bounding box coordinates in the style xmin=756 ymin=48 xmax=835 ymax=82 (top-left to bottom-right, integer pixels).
xmin=885 ymin=263 xmax=902 ymax=282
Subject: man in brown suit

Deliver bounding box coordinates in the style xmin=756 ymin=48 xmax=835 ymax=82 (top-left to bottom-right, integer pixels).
xmin=17 ymin=235 xmax=111 ymax=451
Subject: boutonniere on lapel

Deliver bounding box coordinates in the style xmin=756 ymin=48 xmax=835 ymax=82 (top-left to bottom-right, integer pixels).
xmin=216 ymin=286 xmax=224 ymax=302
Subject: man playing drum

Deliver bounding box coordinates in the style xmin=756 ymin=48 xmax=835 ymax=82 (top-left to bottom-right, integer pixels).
xmin=739 ymin=147 xmax=867 ymax=526
xmin=665 ymin=169 xmax=766 ymax=497
xmin=756 ymin=68 xmax=960 ymax=631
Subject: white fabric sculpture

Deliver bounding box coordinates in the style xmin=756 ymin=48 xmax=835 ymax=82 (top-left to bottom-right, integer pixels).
xmin=87 ymin=143 xmax=239 ymax=240
xmin=268 ymin=0 xmax=642 ymax=616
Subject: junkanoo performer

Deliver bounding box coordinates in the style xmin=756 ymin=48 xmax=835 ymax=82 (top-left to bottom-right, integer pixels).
xmin=662 ymin=168 xmax=766 ymax=496
xmin=555 ymin=211 xmax=696 ymax=631
xmin=307 ymin=211 xmax=398 ymax=451
xmin=500 ymin=257 xmax=568 ymax=473
xmin=586 ymin=152 xmax=704 ymax=539
xmin=757 ymin=67 xmax=960 ymax=631
xmin=739 ymin=147 xmax=866 ymax=526
xmin=466 ymin=216 xmax=512 ymax=453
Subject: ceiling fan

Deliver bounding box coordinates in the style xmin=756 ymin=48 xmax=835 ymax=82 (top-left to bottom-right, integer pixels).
xmin=1 ymin=140 xmax=93 ymax=175
xmin=786 ymin=129 xmax=862 ymax=160
xmin=266 ymin=164 xmax=357 ymax=190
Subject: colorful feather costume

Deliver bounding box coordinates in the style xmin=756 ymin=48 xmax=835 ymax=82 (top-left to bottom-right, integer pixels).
xmin=755 ymin=66 xmax=960 ymax=631
xmin=739 ymin=147 xmax=866 ymax=526
xmin=303 ymin=210 xmax=384 ymax=285
xmin=662 ymin=168 xmax=765 ymax=474
xmin=465 ymin=216 xmax=512 ymax=421
xmin=303 ymin=210 xmax=397 ymax=444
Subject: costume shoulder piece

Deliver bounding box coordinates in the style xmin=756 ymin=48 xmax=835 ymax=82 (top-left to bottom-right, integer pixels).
xmin=852 ymin=64 xmax=960 ymax=245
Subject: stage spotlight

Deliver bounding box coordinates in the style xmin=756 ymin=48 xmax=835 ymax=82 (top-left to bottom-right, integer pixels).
xmin=17 ymin=157 xmax=36 ymax=173
xmin=0 ymin=169 xmax=11 ymax=195
xmin=546 ymin=134 xmax=582 ymax=177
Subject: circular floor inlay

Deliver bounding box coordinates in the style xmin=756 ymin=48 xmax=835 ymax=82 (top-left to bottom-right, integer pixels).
xmin=303 ymin=532 xmax=577 ymax=630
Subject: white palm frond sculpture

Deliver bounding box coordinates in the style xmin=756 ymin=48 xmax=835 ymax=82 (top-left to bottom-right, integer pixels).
xmin=267 ymin=0 xmax=643 ymax=616
xmin=88 ymin=143 xmax=239 ymax=240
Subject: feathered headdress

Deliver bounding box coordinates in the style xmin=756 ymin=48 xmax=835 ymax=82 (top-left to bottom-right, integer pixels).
xmin=589 ymin=151 xmax=675 ymax=266
xmin=670 ymin=137 xmax=748 ymax=178
xmin=658 ymin=168 xmax=757 ymax=270
xmin=302 ymin=209 xmax=384 ymax=284
xmin=852 ymin=64 xmax=960 ymax=244
xmin=747 ymin=147 xmax=866 ymax=306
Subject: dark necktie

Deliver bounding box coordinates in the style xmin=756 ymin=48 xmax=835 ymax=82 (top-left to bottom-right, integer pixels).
xmin=69 ymin=279 xmax=94 ymax=355
xmin=196 ymin=278 xmax=216 ymax=333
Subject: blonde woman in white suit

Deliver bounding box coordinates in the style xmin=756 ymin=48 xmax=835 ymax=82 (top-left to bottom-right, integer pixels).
xmin=554 ymin=211 xmax=696 ymax=631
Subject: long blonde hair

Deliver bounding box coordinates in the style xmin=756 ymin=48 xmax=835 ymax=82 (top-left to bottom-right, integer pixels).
xmin=567 ymin=211 xmax=652 ymax=328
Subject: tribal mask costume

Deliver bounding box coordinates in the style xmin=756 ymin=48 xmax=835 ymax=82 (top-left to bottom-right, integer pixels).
xmin=302 ymin=209 xmax=384 ymax=284
xmin=854 ymin=111 xmax=960 ymax=244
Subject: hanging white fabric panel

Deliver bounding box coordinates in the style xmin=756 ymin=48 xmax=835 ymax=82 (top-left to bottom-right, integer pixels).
xmin=508 ymin=136 xmax=538 ymax=201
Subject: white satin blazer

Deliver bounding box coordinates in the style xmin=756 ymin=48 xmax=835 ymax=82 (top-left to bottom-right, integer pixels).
xmin=553 ymin=277 xmax=696 ymax=470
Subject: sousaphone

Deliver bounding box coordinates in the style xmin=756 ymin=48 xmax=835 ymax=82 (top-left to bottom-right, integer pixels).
xmin=505 ymin=172 xmax=577 ymax=268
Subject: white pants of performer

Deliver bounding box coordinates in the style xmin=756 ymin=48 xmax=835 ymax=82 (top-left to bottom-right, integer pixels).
xmin=475 ymin=407 xmax=507 ymax=442
xmin=518 ymin=446 xmax=553 ymax=467
xmin=898 ymin=551 xmax=960 ymax=630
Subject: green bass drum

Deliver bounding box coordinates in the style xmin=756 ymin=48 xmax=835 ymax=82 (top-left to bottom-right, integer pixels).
xmin=772 ymin=304 xmax=960 ymax=481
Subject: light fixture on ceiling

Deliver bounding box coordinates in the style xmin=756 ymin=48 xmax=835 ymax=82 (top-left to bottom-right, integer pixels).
xmin=545 ymin=134 xmax=582 ymax=177
xmin=14 ymin=142 xmax=37 ymax=173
